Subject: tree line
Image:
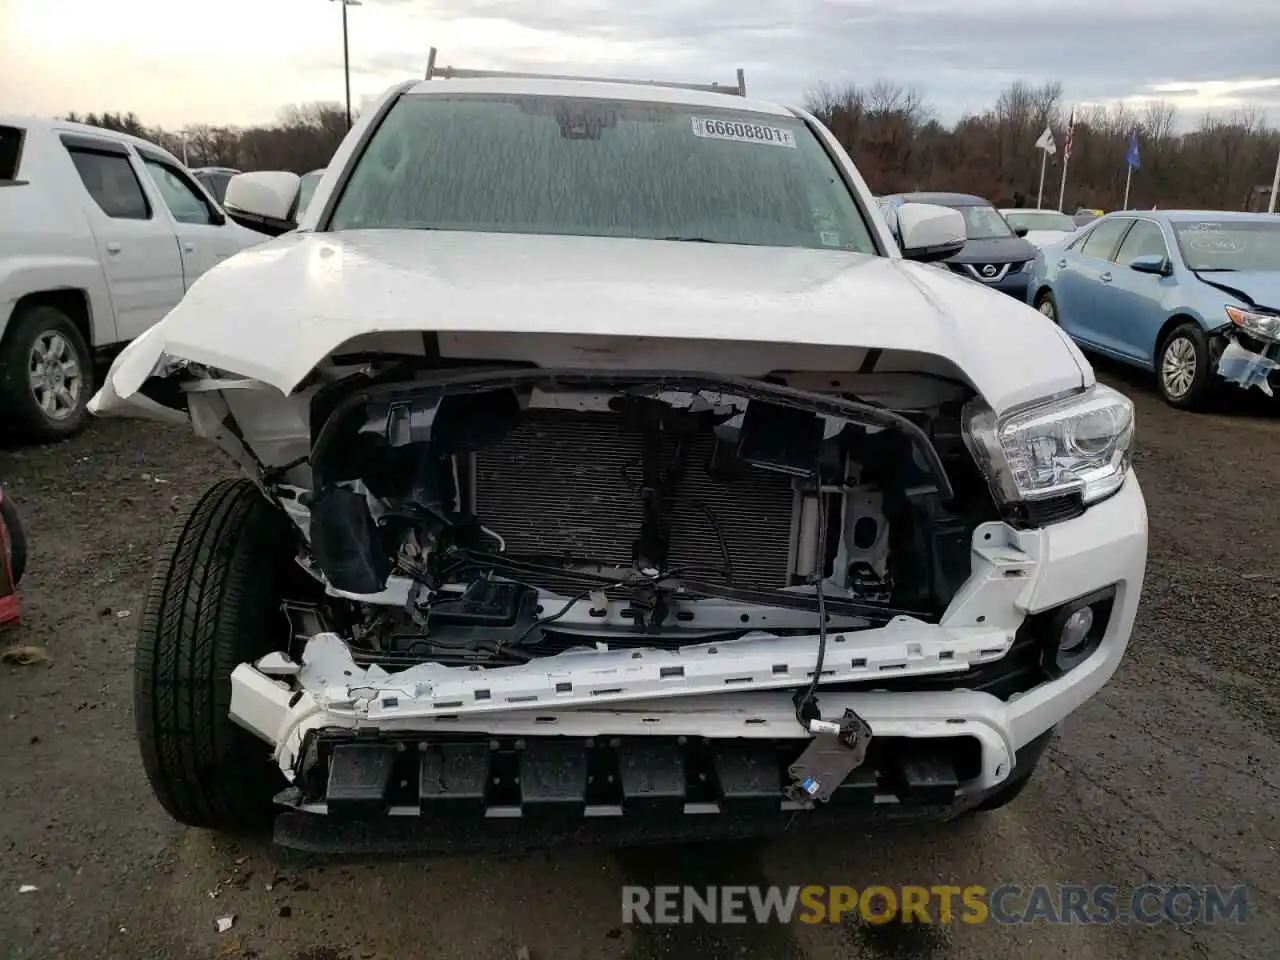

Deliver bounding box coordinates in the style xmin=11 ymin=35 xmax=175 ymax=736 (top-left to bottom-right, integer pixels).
xmin=67 ymin=79 xmax=1279 ymax=212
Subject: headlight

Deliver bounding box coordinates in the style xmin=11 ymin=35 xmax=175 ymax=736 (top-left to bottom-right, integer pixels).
xmin=1225 ymin=305 xmax=1280 ymax=342
xmin=962 ymin=384 xmax=1135 ymax=506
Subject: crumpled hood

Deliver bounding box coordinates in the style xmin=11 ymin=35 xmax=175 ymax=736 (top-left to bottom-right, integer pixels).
xmin=91 ymin=229 xmax=1089 ymax=416
xmin=1196 ymin=270 xmax=1280 ymax=313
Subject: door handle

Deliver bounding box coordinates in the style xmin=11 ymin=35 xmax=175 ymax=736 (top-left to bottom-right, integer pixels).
xmin=182 ymin=242 xmax=196 ymax=253
xmin=1100 ymin=271 xmax=1113 ymax=282
xmin=1057 ymin=259 xmax=1067 ymax=268
xmin=106 ymin=241 xmax=122 ymax=254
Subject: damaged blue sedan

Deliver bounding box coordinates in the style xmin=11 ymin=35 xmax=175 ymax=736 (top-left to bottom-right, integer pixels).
xmin=1027 ymin=210 xmax=1280 ymax=409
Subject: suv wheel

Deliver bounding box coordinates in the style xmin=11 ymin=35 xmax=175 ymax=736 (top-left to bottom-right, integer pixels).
xmin=0 ymin=305 xmax=95 ymax=443
xmin=135 ymin=479 xmax=298 ymax=831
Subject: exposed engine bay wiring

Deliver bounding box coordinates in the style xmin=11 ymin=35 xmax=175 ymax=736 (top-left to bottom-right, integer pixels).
xmin=794 ymin=481 xmax=829 ymax=730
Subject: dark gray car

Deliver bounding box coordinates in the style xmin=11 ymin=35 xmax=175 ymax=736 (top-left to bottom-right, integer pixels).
xmin=879 ymin=192 xmax=1039 ymax=300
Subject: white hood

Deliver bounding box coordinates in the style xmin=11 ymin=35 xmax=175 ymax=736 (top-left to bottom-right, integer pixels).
xmin=91 ymin=230 xmax=1090 ymax=417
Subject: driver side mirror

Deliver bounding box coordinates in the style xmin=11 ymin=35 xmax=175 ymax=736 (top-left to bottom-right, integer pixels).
xmin=895 ymin=203 xmax=967 ymax=263
xmin=223 ymin=171 xmax=302 ymax=237
xmin=1013 ymin=226 xmax=1030 ymax=238
xmin=1129 ymin=254 xmax=1172 ymax=277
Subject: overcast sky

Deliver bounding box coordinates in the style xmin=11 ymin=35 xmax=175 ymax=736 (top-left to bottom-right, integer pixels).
xmin=2 ymin=0 xmax=1277 ymax=130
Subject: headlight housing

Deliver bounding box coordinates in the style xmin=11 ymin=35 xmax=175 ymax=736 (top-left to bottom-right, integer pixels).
xmin=962 ymin=384 xmax=1135 ymax=507
xmin=1225 ymin=305 xmax=1280 ymax=343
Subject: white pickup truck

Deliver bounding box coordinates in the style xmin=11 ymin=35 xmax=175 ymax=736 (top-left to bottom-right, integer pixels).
xmin=0 ymin=116 xmax=264 ymax=442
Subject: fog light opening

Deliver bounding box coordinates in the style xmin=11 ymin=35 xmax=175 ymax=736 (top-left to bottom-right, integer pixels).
xmin=1036 ymin=585 xmax=1116 ymax=679
xmin=1058 ymin=607 xmax=1095 ymax=656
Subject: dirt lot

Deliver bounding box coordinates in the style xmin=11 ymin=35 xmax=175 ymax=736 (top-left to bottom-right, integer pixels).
xmin=1 ymin=364 xmax=1278 ymax=960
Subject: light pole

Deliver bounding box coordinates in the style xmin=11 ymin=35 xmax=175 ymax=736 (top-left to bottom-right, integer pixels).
xmin=330 ymin=0 xmax=361 ymax=130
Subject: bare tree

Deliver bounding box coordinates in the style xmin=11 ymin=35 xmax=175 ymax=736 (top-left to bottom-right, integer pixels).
xmin=64 ymin=85 xmax=1279 ymax=212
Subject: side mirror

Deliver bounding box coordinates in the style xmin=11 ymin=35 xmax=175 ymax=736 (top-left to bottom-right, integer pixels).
xmin=223 ymin=171 xmax=302 ymax=237
xmin=1013 ymin=226 xmax=1030 ymax=238
xmin=896 ymin=202 xmax=967 ymax=263
xmin=1129 ymin=254 xmax=1172 ymax=277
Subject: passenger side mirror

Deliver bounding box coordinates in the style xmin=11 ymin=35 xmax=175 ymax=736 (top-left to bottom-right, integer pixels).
xmin=1129 ymin=254 xmax=1172 ymax=277
xmin=223 ymin=171 xmax=302 ymax=237
xmin=1013 ymin=226 xmax=1030 ymax=238
xmin=895 ymin=203 xmax=967 ymax=263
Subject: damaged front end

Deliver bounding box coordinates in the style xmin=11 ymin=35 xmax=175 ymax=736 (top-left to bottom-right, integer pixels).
xmin=99 ymin=335 xmax=1141 ymax=851
xmin=1216 ymin=306 xmax=1280 ymax=395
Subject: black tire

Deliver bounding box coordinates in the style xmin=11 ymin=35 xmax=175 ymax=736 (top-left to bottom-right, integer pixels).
xmin=135 ymin=479 xmax=298 ymax=831
xmin=1034 ymin=289 xmax=1059 ymax=325
xmin=1 ymin=494 xmax=26 ymax=585
xmin=1155 ymin=322 xmax=1215 ymax=411
xmin=0 ymin=305 xmax=95 ymax=443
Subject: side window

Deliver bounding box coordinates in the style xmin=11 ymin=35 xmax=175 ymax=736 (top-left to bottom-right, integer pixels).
xmin=142 ymin=158 xmax=215 ymax=225
xmin=1114 ymin=221 xmax=1169 ymax=266
xmin=0 ymin=125 xmax=25 ymax=183
xmin=1080 ymin=219 xmax=1131 ymax=260
xmin=67 ymin=148 xmax=151 ymax=220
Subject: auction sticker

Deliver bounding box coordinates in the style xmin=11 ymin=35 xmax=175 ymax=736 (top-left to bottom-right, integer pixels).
xmin=692 ymin=117 xmax=797 ymax=148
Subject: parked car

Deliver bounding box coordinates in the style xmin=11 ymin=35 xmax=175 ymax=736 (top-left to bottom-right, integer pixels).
xmin=1073 ymin=208 xmax=1105 ymax=228
xmin=191 ymin=166 xmax=241 ymax=205
xmin=0 ymin=116 xmax=267 ymax=441
xmin=1000 ymin=209 xmax=1078 ymax=248
xmin=879 ymin=192 xmax=1039 ymax=300
xmin=92 ymin=62 xmax=1144 ymax=854
xmin=1028 ymin=210 xmax=1280 ymax=408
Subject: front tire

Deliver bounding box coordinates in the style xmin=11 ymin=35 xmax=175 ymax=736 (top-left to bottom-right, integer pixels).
xmin=135 ymin=479 xmax=297 ymax=831
xmin=0 ymin=305 xmax=94 ymax=443
xmin=1 ymin=494 xmax=26 ymax=585
xmin=1156 ymin=322 xmax=1215 ymax=410
xmin=1035 ymin=290 xmax=1059 ymax=325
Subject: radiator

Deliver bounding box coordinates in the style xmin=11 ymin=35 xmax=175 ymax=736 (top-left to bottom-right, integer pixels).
xmin=471 ymin=410 xmax=798 ymax=591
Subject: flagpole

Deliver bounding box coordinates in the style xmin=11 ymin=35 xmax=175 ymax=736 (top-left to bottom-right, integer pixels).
xmin=1123 ymin=165 xmax=1132 ymax=209
xmin=1057 ymin=108 xmax=1073 ymax=211
xmin=1037 ymin=150 xmax=1047 ymax=209
xmin=1269 ymin=146 xmax=1279 ymax=214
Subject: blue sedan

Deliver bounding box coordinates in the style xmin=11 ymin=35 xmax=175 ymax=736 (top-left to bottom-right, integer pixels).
xmin=1027 ymin=211 xmax=1280 ymax=409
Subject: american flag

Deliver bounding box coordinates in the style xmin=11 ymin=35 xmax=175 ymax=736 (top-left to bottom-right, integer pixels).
xmin=1063 ymin=107 xmax=1076 ymax=161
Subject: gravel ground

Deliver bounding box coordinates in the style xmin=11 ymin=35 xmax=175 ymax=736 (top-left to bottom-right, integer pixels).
xmin=1 ymin=364 xmax=1278 ymax=960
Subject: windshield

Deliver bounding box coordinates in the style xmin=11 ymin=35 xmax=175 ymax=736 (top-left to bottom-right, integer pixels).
xmin=1172 ymin=219 xmax=1280 ymax=272
xmin=297 ymin=170 xmax=323 ymax=218
xmin=326 ymin=93 xmax=877 ymax=252
xmin=942 ymin=203 xmax=1014 ymax=240
xmin=1004 ymin=210 xmax=1075 ymax=233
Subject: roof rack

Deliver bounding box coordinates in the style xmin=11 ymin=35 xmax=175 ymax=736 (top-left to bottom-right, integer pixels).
xmin=423 ymin=47 xmax=746 ymax=97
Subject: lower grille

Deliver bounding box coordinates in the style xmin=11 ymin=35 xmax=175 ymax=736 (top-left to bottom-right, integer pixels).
xmin=471 ymin=410 xmax=798 ymax=590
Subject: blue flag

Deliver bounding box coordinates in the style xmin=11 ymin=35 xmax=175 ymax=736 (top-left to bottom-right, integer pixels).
xmin=1126 ymin=132 xmax=1141 ymax=170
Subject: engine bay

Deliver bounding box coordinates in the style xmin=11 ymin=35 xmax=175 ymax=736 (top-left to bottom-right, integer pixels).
xmin=289 ymin=368 xmax=999 ymax=668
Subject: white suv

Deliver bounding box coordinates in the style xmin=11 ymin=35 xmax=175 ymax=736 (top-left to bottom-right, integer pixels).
xmin=92 ymin=60 xmax=1146 ymax=854
xmin=0 ymin=117 xmax=263 ymax=441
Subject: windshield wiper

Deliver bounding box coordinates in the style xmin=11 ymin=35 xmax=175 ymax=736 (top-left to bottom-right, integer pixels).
xmin=658 ymin=236 xmax=724 ymax=244
xmin=1196 ymin=267 xmax=1238 ymax=272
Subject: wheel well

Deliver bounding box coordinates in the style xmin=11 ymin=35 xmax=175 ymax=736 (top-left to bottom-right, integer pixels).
xmin=3 ymin=289 xmax=93 ymax=352
xmin=1153 ymin=314 xmax=1200 ymax=361
xmin=1033 ymin=286 xmax=1052 ymax=306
